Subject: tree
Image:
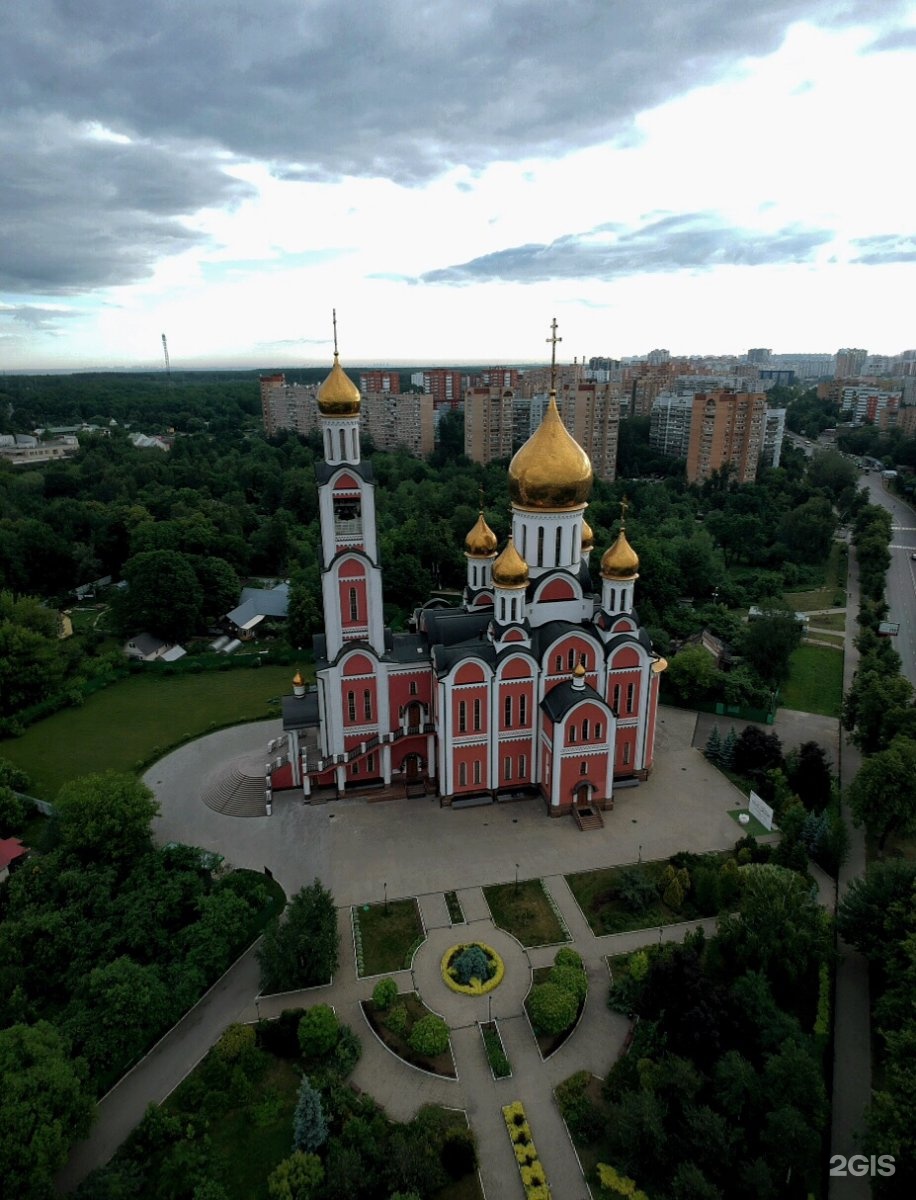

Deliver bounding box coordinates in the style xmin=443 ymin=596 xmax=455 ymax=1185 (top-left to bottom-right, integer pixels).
xmin=549 ymin=963 xmax=588 ymax=1003
xmin=842 ymin=668 xmax=915 ymax=754
xmin=0 ymin=1021 xmax=93 ymax=1196
xmin=54 ymin=771 xmax=159 ymax=866
xmin=787 ymin=741 xmax=833 ymax=811
xmin=191 ymin=555 xmax=240 ymax=624
xmin=777 ymin=496 xmax=835 ymax=563
xmin=267 ymin=1151 xmax=324 ymax=1200
xmin=0 ymin=592 xmax=68 ymax=718
xmin=731 ymin=726 xmax=784 ymax=779
xmin=849 ymin=737 xmax=916 ymax=849
xmin=704 ymin=726 xmax=722 ymax=764
xmin=372 ymin=977 xmax=398 ymax=1011
xmin=121 ymin=548 xmax=203 ymax=641
xmin=741 ymin=613 xmax=801 ymax=686
xmin=258 ymin=879 xmax=339 ymax=992
xmin=297 ymin=1004 xmax=339 ymax=1059
xmin=665 ymin=646 xmax=722 ymax=705
xmin=528 ymin=982 xmax=578 ymax=1036
xmin=408 ymin=1014 xmax=450 ymax=1057
xmin=292 ymin=1077 xmax=328 ymax=1154
xmin=837 ymin=860 xmax=916 ymax=959
xmin=68 ymin=956 xmax=172 ymax=1079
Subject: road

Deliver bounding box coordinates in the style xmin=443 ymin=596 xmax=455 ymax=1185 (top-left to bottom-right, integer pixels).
xmin=862 ymin=473 xmax=916 ymax=686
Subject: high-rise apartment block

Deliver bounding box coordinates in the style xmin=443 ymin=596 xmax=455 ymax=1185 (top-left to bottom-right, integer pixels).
xmin=359 ymin=371 xmax=400 ymax=395
xmin=260 ymin=374 xmax=319 ymax=438
xmin=835 ymin=348 xmax=868 ymax=379
xmin=686 ymin=391 xmax=767 ymax=484
xmin=423 ymin=369 xmax=465 ymax=408
xmin=760 ymin=408 xmax=786 ymax=469
xmin=464 ymin=387 xmax=515 ymax=464
xmin=472 ymin=367 xmax=522 ymax=390
xmin=747 ymin=348 xmax=772 ymax=365
xmin=512 ymin=384 xmax=619 ymax=482
xmin=649 ymin=393 xmax=694 ymax=460
xmin=361 ymin=392 xmax=434 ymax=457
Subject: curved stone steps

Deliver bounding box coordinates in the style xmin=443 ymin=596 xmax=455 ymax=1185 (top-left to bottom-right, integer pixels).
xmin=202 ymin=762 xmax=267 ymax=818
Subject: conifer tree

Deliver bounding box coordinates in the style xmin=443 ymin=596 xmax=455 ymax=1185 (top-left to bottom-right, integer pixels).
xmin=722 ymin=727 xmax=737 ymax=769
xmin=704 ymin=725 xmax=722 ymax=764
xmin=292 ymin=1076 xmax=327 ymax=1154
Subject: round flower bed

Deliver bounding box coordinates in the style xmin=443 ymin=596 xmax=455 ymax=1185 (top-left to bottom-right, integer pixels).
xmin=441 ymin=941 xmax=505 ymax=995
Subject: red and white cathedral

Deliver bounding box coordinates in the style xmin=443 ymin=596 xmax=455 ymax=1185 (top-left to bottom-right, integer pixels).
xmin=274 ymin=332 xmax=666 ymax=817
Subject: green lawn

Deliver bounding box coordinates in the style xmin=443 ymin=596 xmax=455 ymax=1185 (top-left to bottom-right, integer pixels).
xmin=0 ymin=665 xmax=299 ymax=799
xmin=483 ymin=879 xmax=569 ymax=946
xmin=780 ymin=643 xmax=844 ymax=718
xmin=354 ymin=898 xmax=425 ymax=976
xmin=783 ymin=540 xmax=849 ymax=611
xmin=806 ymin=611 xmax=847 ymax=632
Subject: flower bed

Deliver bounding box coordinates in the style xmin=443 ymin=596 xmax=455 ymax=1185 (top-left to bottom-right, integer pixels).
xmin=360 ymin=991 xmax=456 ymax=1078
xmin=525 ymin=948 xmax=588 ymax=1058
xmin=445 ymin=890 xmax=465 ymax=924
xmin=502 ymin=1101 xmax=551 ymax=1199
xmin=441 ymin=941 xmax=505 ymax=995
xmin=480 ymin=1020 xmax=511 ymax=1079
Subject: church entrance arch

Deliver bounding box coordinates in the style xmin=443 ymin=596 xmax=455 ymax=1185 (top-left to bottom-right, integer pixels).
xmin=403 ymin=753 xmax=424 ymax=780
xmin=405 ymin=701 xmax=424 ymax=732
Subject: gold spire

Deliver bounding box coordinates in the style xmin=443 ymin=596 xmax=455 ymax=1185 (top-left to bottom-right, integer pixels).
xmin=465 ymin=512 xmax=498 ymax=557
xmin=317 ymin=310 xmax=361 ymax=416
xmin=581 ymin=519 xmax=594 ymax=550
xmin=492 ymin=538 xmax=529 ymax=589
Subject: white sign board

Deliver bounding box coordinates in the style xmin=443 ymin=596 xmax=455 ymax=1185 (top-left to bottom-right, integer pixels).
xmin=748 ymin=790 xmax=774 ymax=831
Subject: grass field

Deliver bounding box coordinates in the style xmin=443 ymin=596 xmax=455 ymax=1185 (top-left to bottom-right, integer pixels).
xmin=806 ymin=611 xmax=847 ymax=632
xmin=483 ymin=879 xmax=569 ymax=947
xmin=0 ymin=665 xmax=298 ymax=799
xmin=780 ymin=643 xmax=844 ymax=718
xmin=354 ymin=898 xmax=425 ymax=976
xmin=783 ymin=540 xmax=849 ymax=611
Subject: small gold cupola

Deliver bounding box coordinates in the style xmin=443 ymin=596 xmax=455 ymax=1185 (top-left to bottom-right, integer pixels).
xmin=581 ymin=519 xmax=595 ymax=551
xmin=600 ymin=529 xmax=640 ymax=580
xmin=492 ymin=538 xmax=529 ymax=589
xmin=317 ymin=310 xmax=361 ymax=416
xmin=465 ymin=512 xmax=498 ymax=557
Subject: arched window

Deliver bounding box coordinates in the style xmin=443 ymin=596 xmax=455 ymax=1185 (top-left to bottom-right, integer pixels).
xmin=555 ymin=526 xmax=563 ymax=563
xmin=473 ymin=759 xmax=481 ymax=784
xmin=519 ymin=695 xmax=528 ymax=725
xmin=623 ymin=741 xmax=631 ymax=765
xmin=363 ymin=690 xmax=372 ymax=721
xmin=555 ymin=654 xmax=563 ymax=672
xmin=500 ymin=596 xmax=506 ymax=622
xmin=537 ymin=526 xmax=544 ymax=566
xmin=568 ymin=648 xmax=576 ymax=670
xmin=473 ymin=698 xmax=481 ymax=730
xmin=582 ymin=718 xmax=590 ymax=740
xmin=459 ymin=762 xmax=467 ymax=786
xmin=458 ymin=701 xmax=467 ymax=732
xmin=504 ymin=695 xmax=512 ymax=728
xmin=347 ymin=691 xmax=356 ymax=722
xmin=627 ymin=683 xmax=635 ymax=713
xmin=613 ymin=684 xmax=621 ymax=712
xmin=519 ymin=754 xmax=527 ymax=775
xmin=348 ymin=587 xmax=358 ymax=622
xmin=504 ymin=756 xmax=511 ymax=780
xmin=580 ymin=761 xmax=588 ymax=775
xmin=339 ymin=428 xmax=346 ymax=459
xmin=409 ymin=681 xmax=418 ymax=695
xmin=569 ymin=725 xmax=577 ymax=744
xmin=351 ymin=427 xmax=358 ymax=458
xmin=595 ymin=721 xmax=602 ymax=739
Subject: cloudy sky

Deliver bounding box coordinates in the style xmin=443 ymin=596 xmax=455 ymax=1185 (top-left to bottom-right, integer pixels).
xmin=1 ymin=0 xmax=914 ymax=371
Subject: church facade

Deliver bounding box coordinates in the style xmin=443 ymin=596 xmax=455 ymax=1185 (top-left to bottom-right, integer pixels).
xmin=275 ymin=335 xmax=666 ymax=816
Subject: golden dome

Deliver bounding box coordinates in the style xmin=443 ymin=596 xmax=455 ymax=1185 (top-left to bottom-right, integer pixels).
xmin=465 ymin=512 xmax=498 ymax=557
xmin=651 ymin=657 xmax=668 ymax=674
xmin=508 ymin=393 xmax=593 ymax=510
xmin=492 ymin=538 xmax=529 ymax=590
xmin=318 ymin=353 xmax=361 ymax=416
xmin=581 ymin=519 xmax=594 ymax=550
xmin=292 ymin=671 xmax=303 ymax=686
xmin=573 ymin=661 xmax=586 ymax=678
xmin=600 ymin=528 xmax=640 ymax=579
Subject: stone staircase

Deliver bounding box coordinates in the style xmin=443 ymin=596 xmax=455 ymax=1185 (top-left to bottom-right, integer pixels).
xmin=202 ymin=763 xmax=267 ymax=818
xmin=572 ymin=804 xmax=604 ymax=831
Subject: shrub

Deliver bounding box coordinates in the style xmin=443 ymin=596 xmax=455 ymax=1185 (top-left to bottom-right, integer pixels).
xmin=372 ymin=977 xmax=397 ymax=1011
xmin=386 ymin=1004 xmax=409 ymax=1037
xmin=408 ymin=1014 xmax=450 ymax=1057
xmin=528 ymin=982 xmax=578 ymax=1036
xmin=614 ymin=866 xmax=658 ymax=914
xmin=332 ymin=1026 xmax=361 ymax=1078
xmin=440 ymin=1129 xmax=477 ymax=1179
xmin=297 ymin=1005 xmax=339 ymax=1059
xmin=267 ymin=1151 xmax=324 ymax=1200
xmin=662 ymin=876 xmax=684 ymax=911
xmin=0 ymin=786 xmax=28 ymax=834
xmin=450 ymin=944 xmax=492 ymax=985
xmin=553 ymin=947 xmax=583 ymax=969
xmin=214 ymin=1022 xmax=256 ymax=1063
xmin=549 ymin=963 xmax=587 ymax=1003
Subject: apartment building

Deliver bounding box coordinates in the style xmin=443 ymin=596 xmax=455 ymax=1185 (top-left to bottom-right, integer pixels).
xmin=361 ymin=392 xmax=434 ymax=457
xmin=422 ymin=369 xmax=465 ymax=409
xmin=835 ymin=348 xmax=868 ymax=378
xmin=260 ymin=373 xmax=319 ymax=437
xmin=359 ymin=371 xmax=400 ymax=395
xmin=649 ymin=393 xmax=694 ymax=460
xmin=760 ymin=407 xmax=786 ymax=469
xmin=464 ymin=387 xmax=515 ymax=463
xmin=686 ymin=390 xmax=766 ymax=484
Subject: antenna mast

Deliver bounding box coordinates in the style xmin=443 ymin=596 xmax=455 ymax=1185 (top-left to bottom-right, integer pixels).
xmin=161 ymin=333 xmax=171 ymax=379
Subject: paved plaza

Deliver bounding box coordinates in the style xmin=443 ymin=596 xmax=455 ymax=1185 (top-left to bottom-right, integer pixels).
xmin=61 ymin=704 xmax=783 ymax=1195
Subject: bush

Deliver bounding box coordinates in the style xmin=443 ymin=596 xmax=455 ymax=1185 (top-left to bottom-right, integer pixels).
xmin=372 ymin=977 xmax=397 ymax=1011
xmin=662 ymin=877 xmax=684 ymax=910
xmin=333 ymin=1025 xmax=361 ymax=1078
xmin=256 ymin=1009 xmax=303 ymax=1060
xmin=450 ymin=944 xmax=492 ymax=986
xmin=215 ymin=1022 xmax=256 ymax=1063
xmin=614 ymin=866 xmax=658 ymax=914
xmin=408 ymin=1014 xmax=450 ymax=1057
xmin=553 ymin=947 xmax=583 ymax=969
xmin=0 ymin=786 xmax=28 ymax=834
xmin=386 ymin=1004 xmax=409 ymax=1037
xmin=297 ymin=1005 xmax=339 ymax=1059
xmin=440 ymin=1129 xmax=477 ymax=1179
xmin=528 ymin=982 xmax=578 ymax=1036
xmin=549 ymin=964 xmax=588 ymax=1003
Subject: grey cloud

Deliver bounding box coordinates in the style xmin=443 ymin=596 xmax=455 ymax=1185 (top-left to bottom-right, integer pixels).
xmin=419 ymin=213 xmax=833 ymax=284
xmin=0 ymin=115 xmax=253 ymax=293
xmin=1 ymin=1 xmax=910 ymax=297
xmin=864 ymin=27 xmax=916 ymax=52
xmin=0 ymin=304 xmax=80 ymax=333
xmin=851 ymin=234 xmax=916 ymax=264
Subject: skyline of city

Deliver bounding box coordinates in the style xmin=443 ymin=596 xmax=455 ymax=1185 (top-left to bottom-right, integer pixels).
xmin=2 ymin=1 xmax=915 ymax=370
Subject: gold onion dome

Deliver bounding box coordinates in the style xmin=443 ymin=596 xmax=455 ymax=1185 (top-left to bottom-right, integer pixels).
xmin=492 ymin=538 xmax=529 ymax=589
xmin=573 ymin=661 xmax=586 ymax=678
xmin=508 ymin=393 xmax=593 ymax=510
xmin=465 ymin=512 xmax=498 ymax=557
xmin=600 ymin=528 xmax=640 ymax=579
xmin=318 ymin=353 xmax=361 ymax=416
xmin=292 ymin=671 xmax=303 ymax=686
xmin=581 ymin=519 xmax=594 ymax=550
